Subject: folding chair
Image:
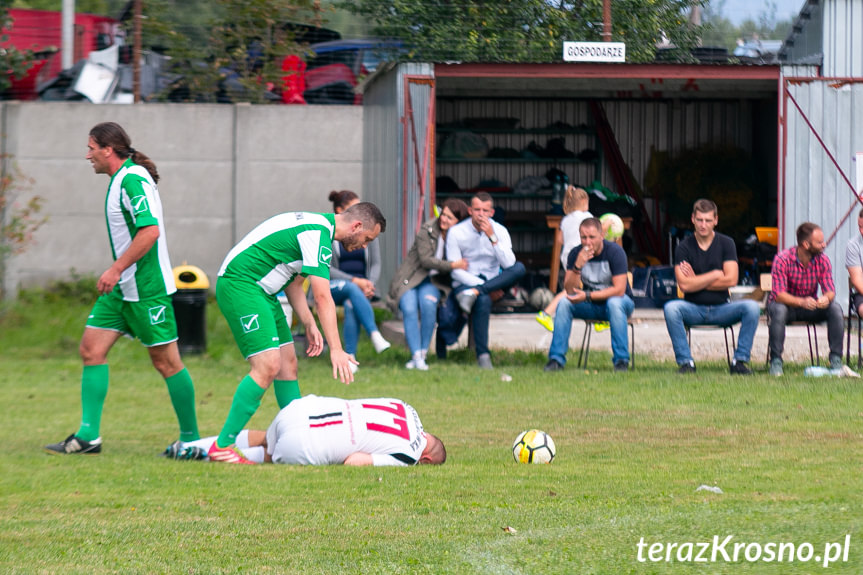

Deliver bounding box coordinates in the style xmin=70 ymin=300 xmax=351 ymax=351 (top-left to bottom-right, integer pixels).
xmin=576 ymin=319 xmax=636 ymax=369
xmin=847 ymin=278 xmax=861 ymax=368
xmin=761 ymin=273 xmax=821 ymax=366
xmin=686 ymin=324 xmax=736 ymax=368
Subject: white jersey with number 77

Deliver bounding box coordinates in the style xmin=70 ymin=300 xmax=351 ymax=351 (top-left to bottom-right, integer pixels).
xmin=266 ymin=395 xmax=428 ymax=466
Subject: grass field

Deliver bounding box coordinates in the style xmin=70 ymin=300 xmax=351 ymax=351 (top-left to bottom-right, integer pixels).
xmin=1 ymin=283 xmax=862 ymax=574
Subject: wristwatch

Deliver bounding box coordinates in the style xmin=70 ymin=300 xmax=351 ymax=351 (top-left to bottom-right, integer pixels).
xmin=585 ymin=291 xmax=592 ymax=303
xmin=489 ymin=234 xmax=498 ymax=244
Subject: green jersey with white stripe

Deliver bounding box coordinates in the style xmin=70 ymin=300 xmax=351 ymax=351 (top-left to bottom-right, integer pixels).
xmin=218 ymin=212 xmax=335 ymax=294
xmin=105 ymin=159 xmax=176 ymax=301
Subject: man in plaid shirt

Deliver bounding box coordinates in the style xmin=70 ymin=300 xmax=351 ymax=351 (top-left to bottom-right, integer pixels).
xmin=767 ymin=222 xmax=844 ymax=376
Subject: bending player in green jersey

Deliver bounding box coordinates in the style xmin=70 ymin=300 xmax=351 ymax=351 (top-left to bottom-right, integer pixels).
xmin=45 ymin=122 xmax=200 ymax=456
xmin=210 ymin=202 xmax=386 ymax=464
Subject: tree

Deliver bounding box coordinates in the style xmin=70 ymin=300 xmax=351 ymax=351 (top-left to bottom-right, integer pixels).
xmin=138 ymin=0 xmax=326 ymax=103
xmin=338 ymin=0 xmax=706 ymax=63
xmin=1 ymin=4 xmax=38 ymax=96
xmin=0 ymin=154 xmax=46 ymax=300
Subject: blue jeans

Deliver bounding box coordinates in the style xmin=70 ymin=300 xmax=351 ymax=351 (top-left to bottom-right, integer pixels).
xmin=330 ymin=280 xmax=380 ymax=355
xmin=548 ymin=295 xmax=634 ymax=365
xmin=437 ymin=262 xmax=526 ymax=357
xmin=663 ymin=299 xmax=761 ymax=365
xmin=399 ymin=278 xmax=440 ymax=355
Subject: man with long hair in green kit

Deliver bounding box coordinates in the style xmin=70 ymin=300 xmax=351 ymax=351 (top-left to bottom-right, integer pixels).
xmin=45 ymin=122 xmax=200 ymax=455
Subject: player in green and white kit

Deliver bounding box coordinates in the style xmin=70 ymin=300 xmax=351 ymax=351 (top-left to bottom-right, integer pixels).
xmin=209 ymin=202 xmax=387 ymax=464
xmin=45 ymin=122 xmax=200 ymax=455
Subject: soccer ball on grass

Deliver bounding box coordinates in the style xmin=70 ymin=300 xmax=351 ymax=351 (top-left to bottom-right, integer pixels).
xmin=512 ymin=429 xmax=556 ymax=464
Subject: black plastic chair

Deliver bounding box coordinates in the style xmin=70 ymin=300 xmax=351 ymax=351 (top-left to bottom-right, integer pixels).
xmin=686 ymin=324 xmax=736 ymax=368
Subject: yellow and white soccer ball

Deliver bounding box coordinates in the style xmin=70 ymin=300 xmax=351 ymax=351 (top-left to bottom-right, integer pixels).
xmin=512 ymin=429 xmax=556 ymax=464
xmin=600 ymin=213 xmax=625 ymax=241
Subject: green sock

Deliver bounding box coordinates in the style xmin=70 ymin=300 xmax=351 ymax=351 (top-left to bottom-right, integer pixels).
xmin=216 ymin=375 xmax=265 ymax=448
xmin=76 ymin=364 xmax=109 ymax=442
xmin=273 ymin=379 xmax=300 ymax=409
xmin=165 ymin=368 xmax=200 ymax=441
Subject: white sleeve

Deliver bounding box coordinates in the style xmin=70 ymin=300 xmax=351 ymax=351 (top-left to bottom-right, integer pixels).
xmin=371 ymin=453 xmax=410 ymax=467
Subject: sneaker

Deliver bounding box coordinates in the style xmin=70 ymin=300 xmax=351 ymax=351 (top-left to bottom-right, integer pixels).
xmin=370 ymin=331 xmax=391 ymax=354
xmin=769 ymin=358 xmax=784 ymax=377
xmin=614 ymin=360 xmax=629 ymax=372
xmin=544 ymin=359 xmax=564 ymax=372
xmin=729 ymin=360 xmax=753 ymax=375
xmin=44 ymin=434 xmax=102 ymax=455
xmin=207 ymin=442 xmax=255 ymax=465
xmin=162 ymin=440 xmax=207 ymax=460
xmin=456 ymin=289 xmax=478 ymax=314
xmin=406 ymin=352 xmax=429 ymax=371
xmin=677 ymin=362 xmax=696 ymax=374
xmin=593 ymin=322 xmax=610 ymax=332
xmin=829 ymin=354 xmax=843 ymax=371
xmin=477 ymin=353 xmax=493 ymax=370
xmin=535 ymin=311 xmax=554 ymax=332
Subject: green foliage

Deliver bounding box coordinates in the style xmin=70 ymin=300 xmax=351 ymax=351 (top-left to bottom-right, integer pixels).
xmin=137 ymin=0 xmax=326 ymax=103
xmin=339 ymin=0 xmax=705 ymax=63
xmin=1 ymin=291 xmax=862 ymax=572
xmin=0 ymin=154 xmax=46 ymax=300
xmin=0 ymin=3 xmax=38 ymax=95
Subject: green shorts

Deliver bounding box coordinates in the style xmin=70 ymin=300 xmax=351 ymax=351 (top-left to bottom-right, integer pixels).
xmin=86 ymin=290 xmax=178 ymax=347
xmin=216 ymin=277 xmax=293 ymax=359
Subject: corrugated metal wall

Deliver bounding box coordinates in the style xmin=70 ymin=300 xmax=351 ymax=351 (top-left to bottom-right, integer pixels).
xmin=781 ymin=69 xmax=863 ymax=309
xmin=823 ymin=0 xmax=863 ymax=77
xmin=363 ymin=63 xmax=435 ymax=296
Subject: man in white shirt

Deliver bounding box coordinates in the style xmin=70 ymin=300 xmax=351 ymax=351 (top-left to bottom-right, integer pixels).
xmin=164 ymin=394 xmax=447 ymax=467
xmin=438 ymin=192 xmax=526 ymax=369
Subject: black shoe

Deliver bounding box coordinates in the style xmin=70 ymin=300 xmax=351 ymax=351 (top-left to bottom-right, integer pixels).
xmin=45 ymin=434 xmax=102 ymax=455
xmin=729 ymin=360 xmax=753 ymax=375
xmin=677 ymin=362 xmax=696 ymax=374
xmin=544 ymin=359 xmax=564 ymax=372
xmin=162 ymin=440 xmax=207 ymax=460
xmin=614 ymin=360 xmax=629 ymax=372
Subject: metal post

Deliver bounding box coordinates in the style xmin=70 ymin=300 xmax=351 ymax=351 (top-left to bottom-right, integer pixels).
xmin=133 ymin=0 xmax=142 ymax=103
xmin=61 ymin=0 xmax=75 ymax=70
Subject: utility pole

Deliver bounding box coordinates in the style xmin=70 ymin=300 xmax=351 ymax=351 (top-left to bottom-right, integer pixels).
xmin=602 ymin=0 xmax=612 ymax=41
xmin=61 ymin=0 xmax=75 ymax=70
xmin=133 ymin=0 xmax=142 ymax=103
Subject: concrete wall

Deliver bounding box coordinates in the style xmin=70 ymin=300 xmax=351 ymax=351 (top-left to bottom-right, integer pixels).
xmin=1 ymin=102 xmax=363 ymax=296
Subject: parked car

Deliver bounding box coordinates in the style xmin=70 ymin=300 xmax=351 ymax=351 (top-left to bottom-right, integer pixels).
xmin=303 ymin=39 xmax=402 ymax=105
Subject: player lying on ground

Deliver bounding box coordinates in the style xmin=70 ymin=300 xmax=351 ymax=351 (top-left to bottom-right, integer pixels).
xmin=165 ymin=394 xmax=447 ymax=466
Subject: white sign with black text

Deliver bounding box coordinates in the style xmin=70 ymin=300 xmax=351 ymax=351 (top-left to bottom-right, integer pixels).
xmin=563 ymin=41 xmax=626 ymax=63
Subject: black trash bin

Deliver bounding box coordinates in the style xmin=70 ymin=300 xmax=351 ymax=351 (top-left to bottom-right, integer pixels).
xmin=172 ymin=264 xmax=210 ymax=355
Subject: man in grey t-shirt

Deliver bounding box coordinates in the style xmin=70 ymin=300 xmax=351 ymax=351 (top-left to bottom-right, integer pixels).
xmin=845 ymin=208 xmax=863 ymax=316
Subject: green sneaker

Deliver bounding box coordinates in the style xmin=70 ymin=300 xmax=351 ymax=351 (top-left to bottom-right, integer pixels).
xmin=535 ymin=311 xmax=554 ymax=332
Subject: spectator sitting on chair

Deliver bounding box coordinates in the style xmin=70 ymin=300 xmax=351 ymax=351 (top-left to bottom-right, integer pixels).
xmin=544 ymin=217 xmax=634 ymax=373
xmin=767 ymin=222 xmax=844 ymax=376
xmin=845 ymin=207 xmax=863 ymax=317
xmin=437 ymin=191 xmax=526 ymax=369
xmin=663 ymin=199 xmax=760 ymax=375
xmin=387 ymin=198 xmax=470 ymax=371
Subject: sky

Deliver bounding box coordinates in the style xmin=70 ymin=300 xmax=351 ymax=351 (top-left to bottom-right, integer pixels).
xmin=716 ymin=0 xmax=805 ymax=25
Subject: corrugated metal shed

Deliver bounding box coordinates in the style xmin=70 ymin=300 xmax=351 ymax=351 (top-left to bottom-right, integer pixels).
xmin=781 ymin=0 xmax=863 ymax=77
xmin=363 ymin=63 xmax=435 ymax=295
xmin=780 ymin=68 xmax=863 ymax=307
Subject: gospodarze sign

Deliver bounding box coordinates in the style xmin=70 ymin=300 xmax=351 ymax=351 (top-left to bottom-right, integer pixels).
xmin=563 ymin=42 xmax=626 ymax=63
